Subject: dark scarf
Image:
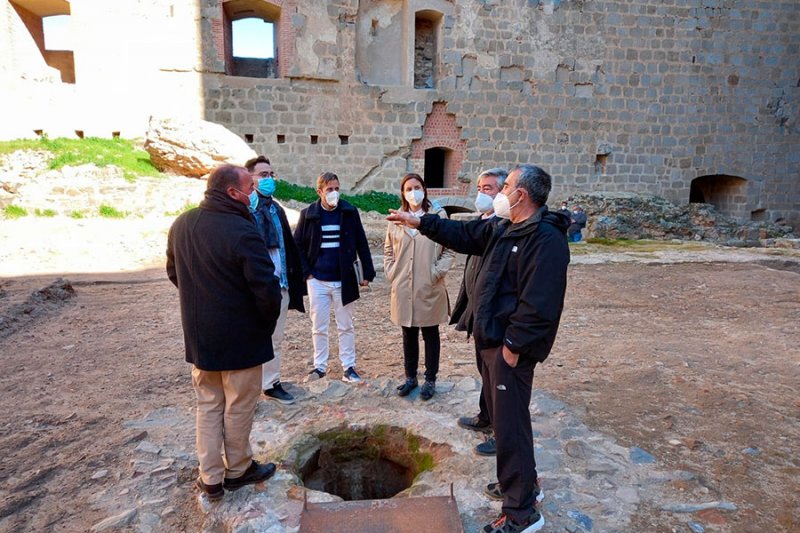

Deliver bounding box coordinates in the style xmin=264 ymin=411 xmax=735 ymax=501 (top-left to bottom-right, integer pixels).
xmin=255 ymin=194 xmax=280 ymax=248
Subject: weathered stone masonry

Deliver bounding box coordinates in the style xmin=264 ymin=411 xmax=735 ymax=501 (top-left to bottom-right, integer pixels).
xmin=2 ymin=0 xmax=798 ymax=225
xmin=199 ymin=0 xmax=799 ymax=225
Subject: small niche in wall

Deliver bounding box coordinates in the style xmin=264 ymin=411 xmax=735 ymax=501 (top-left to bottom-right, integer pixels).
xmin=594 ymin=153 xmax=608 ymax=174
xmin=339 ymin=135 xmax=349 ymax=145
xmin=310 ymin=135 xmax=319 ymax=145
xmin=750 ymin=208 xmax=767 ymax=222
xmin=277 ymin=134 xmax=286 ymax=144
xmin=75 ymin=130 xmax=84 ymax=139
xmin=244 ymin=134 xmax=254 ymax=143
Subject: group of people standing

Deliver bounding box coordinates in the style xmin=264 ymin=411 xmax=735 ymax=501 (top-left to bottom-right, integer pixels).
xmin=167 ymin=158 xmax=570 ymax=533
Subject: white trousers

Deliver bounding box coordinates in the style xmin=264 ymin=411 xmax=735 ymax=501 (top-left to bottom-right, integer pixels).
xmin=307 ymin=277 xmax=356 ymax=372
xmin=262 ymin=288 xmax=289 ymax=389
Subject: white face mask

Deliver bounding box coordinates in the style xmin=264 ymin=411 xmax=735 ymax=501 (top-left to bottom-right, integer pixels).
xmin=325 ymin=190 xmax=339 ymax=207
xmin=474 ymin=192 xmax=494 ymax=213
xmin=404 ymin=189 xmax=425 ymax=207
xmin=493 ymin=189 xmax=522 ymax=219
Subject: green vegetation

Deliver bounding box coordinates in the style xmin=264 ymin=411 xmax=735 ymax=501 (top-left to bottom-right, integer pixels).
xmin=98 ymin=204 xmax=127 ymax=218
xmin=165 ymin=202 xmax=198 ymax=217
xmin=275 ymin=180 xmax=400 ymax=215
xmin=3 ymin=205 xmax=28 ymax=219
xmin=34 ymin=208 xmax=57 ymax=217
xmin=0 ymin=137 xmax=160 ymax=181
xmin=69 ymin=211 xmax=85 ymax=219
xmin=567 ymin=237 xmax=710 ymax=256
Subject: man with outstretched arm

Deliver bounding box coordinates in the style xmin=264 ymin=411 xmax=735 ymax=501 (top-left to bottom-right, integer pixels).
xmin=387 ymin=164 xmax=570 ymax=533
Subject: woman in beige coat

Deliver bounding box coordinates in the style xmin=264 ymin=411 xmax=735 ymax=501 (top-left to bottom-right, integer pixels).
xmin=384 ymin=173 xmax=455 ymax=401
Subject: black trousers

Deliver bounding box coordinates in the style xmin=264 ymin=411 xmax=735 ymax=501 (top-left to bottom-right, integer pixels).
xmin=401 ymin=325 xmax=440 ymax=382
xmin=475 ymin=345 xmax=491 ymax=424
xmin=481 ymin=345 xmax=538 ymax=522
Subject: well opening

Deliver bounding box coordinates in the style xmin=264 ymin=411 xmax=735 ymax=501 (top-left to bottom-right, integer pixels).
xmin=298 ymin=425 xmax=436 ymax=501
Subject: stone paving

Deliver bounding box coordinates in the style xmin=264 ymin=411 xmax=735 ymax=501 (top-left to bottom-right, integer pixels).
xmin=87 ymin=375 xmax=738 ymax=532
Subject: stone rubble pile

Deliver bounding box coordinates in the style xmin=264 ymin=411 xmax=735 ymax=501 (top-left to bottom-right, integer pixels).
xmin=565 ymin=192 xmax=796 ymax=247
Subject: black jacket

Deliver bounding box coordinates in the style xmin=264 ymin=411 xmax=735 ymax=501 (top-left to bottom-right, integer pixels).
xmin=166 ymin=190 xmax=282 ymax=371
xmin=253 ymin=194 xmax=306 ymax=313
xmin=450 ymin=215 xmax=502 ymax=332
xmin=293 ymin=199 xmax=376 ymax=307
xmin=420 ymin=206 xmax=570 ymax=362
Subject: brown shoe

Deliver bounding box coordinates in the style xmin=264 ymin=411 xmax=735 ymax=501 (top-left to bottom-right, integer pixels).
xmin=223 ymin=460 xmax=276 ymax=491
xmin=196 ymin=477 xmax=224 ymax=501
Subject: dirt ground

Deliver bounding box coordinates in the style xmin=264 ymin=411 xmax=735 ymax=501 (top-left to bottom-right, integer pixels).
xmin=0 ymin=215 xmax=798 ymax=532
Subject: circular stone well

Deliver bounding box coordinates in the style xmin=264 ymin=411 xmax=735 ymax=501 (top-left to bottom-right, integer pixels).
xmin=296 ymin=425 xmax=442 ymax=501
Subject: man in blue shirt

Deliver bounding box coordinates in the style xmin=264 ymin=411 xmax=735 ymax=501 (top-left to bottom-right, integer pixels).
xmin=293 ymin=172 xmax=376 ymax=383
xmin=246 ymin=156 xmax=306 ymax=404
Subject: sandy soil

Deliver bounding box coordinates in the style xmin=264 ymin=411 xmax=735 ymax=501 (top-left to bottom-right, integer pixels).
xmin=0 ymin=215 xmax=798 ymax=532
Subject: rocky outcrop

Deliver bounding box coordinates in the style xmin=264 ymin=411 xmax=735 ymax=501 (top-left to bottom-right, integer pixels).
xmin=144 ymin=117 xmax=256 ymax=178
xmin=564 ymin=192 xmax=795 ymax=246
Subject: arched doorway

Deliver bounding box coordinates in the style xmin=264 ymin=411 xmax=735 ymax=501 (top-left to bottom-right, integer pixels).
xmin=424 ymin=147 xmax=450 ymax=188
xmin=689 ymin=175 xmax=749 ymax=220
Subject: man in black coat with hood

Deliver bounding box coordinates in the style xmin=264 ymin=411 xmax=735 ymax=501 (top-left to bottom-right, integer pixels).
xmin=167 ymin=164 xmax=281 ymax=502
xmin=388 ymin=164 xmax=570 ymax=533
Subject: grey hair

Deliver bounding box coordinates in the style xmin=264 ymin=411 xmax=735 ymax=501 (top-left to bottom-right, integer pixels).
xmin=513 ymin=164 xmax=552 ymax=206
xmin=478 ymin=167 xmax=508 ymax=188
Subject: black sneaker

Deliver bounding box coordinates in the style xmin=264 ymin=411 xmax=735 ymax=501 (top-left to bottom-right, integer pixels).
xmin=397 ymin=377 xmax=418 ymax=397
xmin=420 ymin=380 xmax=436 ymax=401
xmin=457 ymin=415 xmax=492 ymax=434
xmin=342 ymin=367 xmax=362 ymax=383
xmin=482 ymin=510 xmax=545 ymax=532
xmin=476 ymin=436 xmax=496 ymax=456
xmin=303 ymin=368 xmax=326 ymax=383
xmin=485 ymin=480 xmax=544 ymax=503
xmin=222 ymin=460 xmax=276 ymax=491
xmin=264 ymin=382 xmax=295 ymax=405
xmin=196 ymin=477 xmax=224 ymax=501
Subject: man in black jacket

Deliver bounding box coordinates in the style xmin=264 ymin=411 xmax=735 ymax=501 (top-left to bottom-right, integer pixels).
xmin=388 ymin=164 xmax=570 ymax=533
xmin=294 ymin=172 xmax=376 ymax=383
xmin=167 ymin=164 xmax=282 ymax=502
xmin=245 ymin=156 xmax=305 ymax=405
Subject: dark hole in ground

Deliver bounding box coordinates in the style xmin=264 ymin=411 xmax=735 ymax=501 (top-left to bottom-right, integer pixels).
xmin=298 ymin=425 xmax=436 ymax=501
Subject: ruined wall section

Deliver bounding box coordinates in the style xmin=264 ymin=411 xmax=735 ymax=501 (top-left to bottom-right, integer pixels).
xmin=200 ymin=0 xmax=799 ymax=224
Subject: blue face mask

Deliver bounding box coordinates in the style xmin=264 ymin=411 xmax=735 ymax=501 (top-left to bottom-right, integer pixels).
xmin=248 ymin=191 xmax=259 ymax=212
xmin=258 ymin=177 xmax=276 ymax=196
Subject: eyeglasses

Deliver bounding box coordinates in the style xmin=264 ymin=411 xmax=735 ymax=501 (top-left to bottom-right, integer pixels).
xmin=252 ymin=171 xmax=275 ymax=178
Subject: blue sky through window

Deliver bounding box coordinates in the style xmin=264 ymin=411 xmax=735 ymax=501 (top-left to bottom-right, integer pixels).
xmin=43 ymin=15 xmax=72 ymax=50
xmin=233 ymin=18 xmax=274 ymax=59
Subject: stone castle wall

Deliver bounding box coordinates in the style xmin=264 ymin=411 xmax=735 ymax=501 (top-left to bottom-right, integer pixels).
xmin=199 ymin=0 xmax=799 ymax=225
xmin=2 ymin=0 xmax=798 ymax=224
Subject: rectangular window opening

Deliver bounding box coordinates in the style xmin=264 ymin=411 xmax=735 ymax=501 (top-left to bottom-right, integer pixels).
xmin=594 ymin=154 xmax=608 ymax=174
xmin=277 ymin=134 xmax=286 ymax=144
xmin=310 ymin=135 xmax=319 ymax=145
xmin=339 ymin=135 xmax=349 ymax=145
xmin=244 ymin=133 xmax=254 ymax=143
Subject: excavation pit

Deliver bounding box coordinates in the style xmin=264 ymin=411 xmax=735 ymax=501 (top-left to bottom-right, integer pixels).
xmin=297 ymin=425 xmax=437 ymax=501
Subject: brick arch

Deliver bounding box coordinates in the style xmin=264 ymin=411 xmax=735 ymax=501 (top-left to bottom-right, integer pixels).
xmin=410 ymin=102 xmax=467 ymax=197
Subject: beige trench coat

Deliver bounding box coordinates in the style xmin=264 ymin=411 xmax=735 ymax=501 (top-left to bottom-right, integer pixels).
xmin=384 ymin=207 xmax=456 ymax=327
